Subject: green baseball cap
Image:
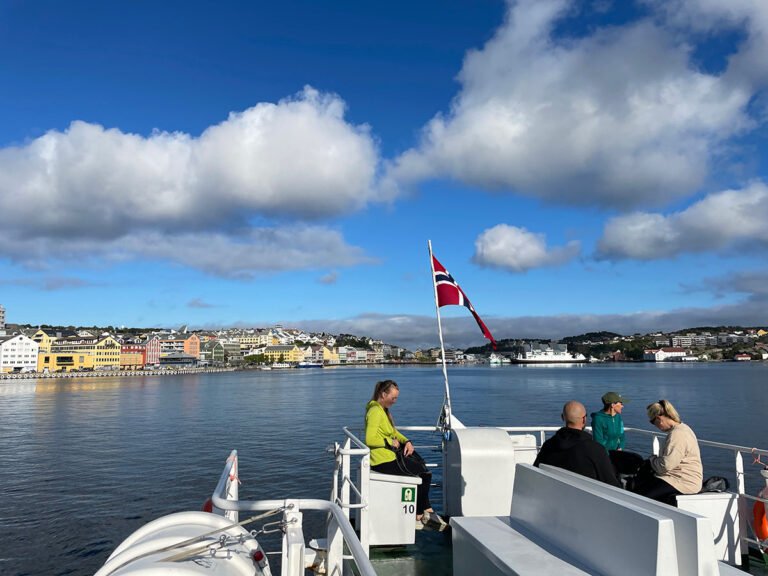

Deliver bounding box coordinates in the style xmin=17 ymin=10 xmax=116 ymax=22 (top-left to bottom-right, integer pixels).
xmin=602 ymin=392 xmax=628 ymax=404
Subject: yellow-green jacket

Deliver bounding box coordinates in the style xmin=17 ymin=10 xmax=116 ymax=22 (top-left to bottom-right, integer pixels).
xmin=365 ymin=400 xmax=409 ymax=466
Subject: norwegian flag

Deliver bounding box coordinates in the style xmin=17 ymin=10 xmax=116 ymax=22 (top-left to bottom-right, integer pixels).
xmin=432 ymin=255 xmax=497 ymax=349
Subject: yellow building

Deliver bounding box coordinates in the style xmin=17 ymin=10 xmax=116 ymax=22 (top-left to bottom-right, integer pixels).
xmin=38 ymin=352 xmax=95 ymax=372
xmin=264 ymin=345 xmax=302 ymax=363
xmin=51 ymin=335 xmax=121 ymax=370
xmin=322 ymin=346 xmax=340 ymax=365
xmin=31 ymin=328 xmax=78 ymax=353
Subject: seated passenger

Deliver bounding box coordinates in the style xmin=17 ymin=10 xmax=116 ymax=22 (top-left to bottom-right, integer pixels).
xmin=534 ymin=400 xmax=621 ymax=487
xmin=364 ymin=379 xmax=446 ymax=530
xmin=591 ymin=392 xmax=644 ymax=476
xmin=632 ymin=399 xmax=702 ymax=506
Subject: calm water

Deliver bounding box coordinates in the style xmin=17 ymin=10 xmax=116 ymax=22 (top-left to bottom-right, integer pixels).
xmin=1 ymin=363 xmax=767 ymax=575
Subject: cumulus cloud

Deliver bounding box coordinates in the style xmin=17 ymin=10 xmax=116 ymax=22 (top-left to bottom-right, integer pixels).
xmin=596 ymin=181 xmax=768 ymax=260
xmin=0 ymin=87 xmax=380 ymax=274
xmin=646 ymin=0 xmax=768 ymax=88
xmin=384 ymin=0 xmax=756 ymax=209
xmin=473 ymin=224 xmax=580 ymax=272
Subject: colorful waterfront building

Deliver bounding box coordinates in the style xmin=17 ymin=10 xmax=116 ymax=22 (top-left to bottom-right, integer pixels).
xmin=31 ymin=328 xmax=78 ymax=353
xmin=144 ymin=336 xmax=161 ymax=366
xmin=51 ymin=334 xmax=121 ymax=370
xmin=200 ymin=340 xmax=225 ymax=366
xmin=120 ymin=343 xmax=146 ymax=370
xmin=159 ymin=333 xmax=201 ymax=359
xmin=264 ymin=345 xmax=302 ymax=364
xmin=0 ymin=333 xmax=39 ymax=373
xmin=38 ymin=352 xmax=95 ymax=372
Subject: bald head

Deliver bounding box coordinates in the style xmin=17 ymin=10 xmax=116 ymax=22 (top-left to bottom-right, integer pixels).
xmin=562 ymin=401 xmax=587 ymax=430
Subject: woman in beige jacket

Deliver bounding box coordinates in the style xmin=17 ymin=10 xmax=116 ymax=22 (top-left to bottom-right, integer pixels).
xmin=634 ymin=399 xmax=703 ymax=505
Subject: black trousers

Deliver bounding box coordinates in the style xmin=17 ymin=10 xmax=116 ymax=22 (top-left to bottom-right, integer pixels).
xmin=372 ymin=453 xmax=432 ymax=515
xmin=634 ymin=476 xmax=682 ymax=506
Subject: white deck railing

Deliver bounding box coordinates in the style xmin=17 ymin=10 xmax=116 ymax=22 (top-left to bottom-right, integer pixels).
xmin=210 ymin=450 xmax=377 ymax=576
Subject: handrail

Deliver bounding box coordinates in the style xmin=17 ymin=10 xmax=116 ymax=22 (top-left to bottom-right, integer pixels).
xmin=626 ymin=427 xmax=768 ymax=456
xmin=211 ymin=450 xmax=377 ymax=576
xmin=212 ymin=498 xmax=377 ymax=576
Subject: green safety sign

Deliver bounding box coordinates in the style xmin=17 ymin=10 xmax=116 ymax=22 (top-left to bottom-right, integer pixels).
xmin=401 ymin=487 xmax=416 ymax=503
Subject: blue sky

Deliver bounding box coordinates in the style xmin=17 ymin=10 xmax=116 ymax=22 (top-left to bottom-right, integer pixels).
xmin=2 ymin=0 xmax=768 ymax=349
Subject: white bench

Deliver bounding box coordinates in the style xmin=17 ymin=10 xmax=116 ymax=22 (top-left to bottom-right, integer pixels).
xmin=452 ymin=464 xmax=680 ymax=575
xmin=541 ymin=465 xmax=723 ymax=576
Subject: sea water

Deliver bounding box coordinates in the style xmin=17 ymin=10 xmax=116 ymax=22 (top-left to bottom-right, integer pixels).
xmin=1 ymin=363 xmax=766 ymax=575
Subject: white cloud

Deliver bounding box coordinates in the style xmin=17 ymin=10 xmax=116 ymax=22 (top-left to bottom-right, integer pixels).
xmin=0 ymin=87 xmax=381 ymax=274
xmin=473 ymin=224 xmax=580 ymax=272
xmin=293 ymin=296 xmax=768 ymax=349
xmin=646 ymin=0 xmax=768 ymax=88
xmin=0 ymin=87 xmax=380 ymax=238
xmin=0 ymin=225 xmax=373 ymax=278
xmin=384 ymin=0 xmax=755 ymax=209
xmin=596 ymin=181 xmax=768 ymax=260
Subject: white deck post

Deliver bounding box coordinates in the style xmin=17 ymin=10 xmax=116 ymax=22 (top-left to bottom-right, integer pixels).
xmin=736 ymin=451 xmax=748 ymax=555
xmin=359 ymin=452 xmax=371 ymax=557
xmin=341 ymin=439 xmax=351 ymax=522
xmin=282 ymin=499 xmax=305 ymax=576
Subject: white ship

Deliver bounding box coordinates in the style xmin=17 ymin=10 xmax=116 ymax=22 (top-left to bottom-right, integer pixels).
xmin=512 ymin=342 xmax=588 ymax=364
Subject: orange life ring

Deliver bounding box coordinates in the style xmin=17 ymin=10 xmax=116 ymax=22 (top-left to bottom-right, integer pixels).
xmin=754 ymin=500 xmax=768 ymax=541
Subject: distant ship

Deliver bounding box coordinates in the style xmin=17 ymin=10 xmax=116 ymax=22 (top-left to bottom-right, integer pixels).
xmin=297 ymin=361 xmax=323 ymax=368
xmin=511 ymin=342 xmax=587 ymax=364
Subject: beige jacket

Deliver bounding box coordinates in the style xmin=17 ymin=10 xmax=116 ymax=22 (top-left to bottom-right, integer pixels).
xmin=650 ymin=422 xmax=703 ymax=494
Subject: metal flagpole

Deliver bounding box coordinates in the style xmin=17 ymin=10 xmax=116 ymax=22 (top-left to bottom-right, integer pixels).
xmin=428 ymin=240 xmax=452 ymax=431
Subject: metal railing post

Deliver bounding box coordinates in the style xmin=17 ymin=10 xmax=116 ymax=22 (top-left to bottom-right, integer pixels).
xmin=736 ymin=451 xmax=748 ymax=555
xmin=652 ymin=436 xmax=660 ymax=456
xmin=359 ymin=452 xmax=370 ymax=558
xmin=282 ymin=499 xmax=305 ymax=576
xmin=341 ymin=438 xmax=351 ymax=522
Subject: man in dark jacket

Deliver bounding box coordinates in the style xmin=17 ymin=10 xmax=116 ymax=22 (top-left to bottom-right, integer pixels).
xmin=534 ymin=400 xmax=621 ymax=487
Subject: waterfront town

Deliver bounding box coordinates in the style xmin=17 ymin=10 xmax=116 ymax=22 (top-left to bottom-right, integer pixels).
xmin=0 ymin=303 xmax=767 ymax=376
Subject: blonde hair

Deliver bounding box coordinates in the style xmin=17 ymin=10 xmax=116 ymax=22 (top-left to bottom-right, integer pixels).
xmin=647 ymin=399 xmax=681 ymax=423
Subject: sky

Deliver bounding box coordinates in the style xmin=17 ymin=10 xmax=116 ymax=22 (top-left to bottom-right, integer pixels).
xmin=2 ymin=0 xmax=768 ymax=349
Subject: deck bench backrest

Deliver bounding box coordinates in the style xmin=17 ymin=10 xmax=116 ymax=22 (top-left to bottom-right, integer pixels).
xmin=539 ymin=464 xmax=720 ymax=576
xmin=512 ymin=464 xmax=679 ymax=576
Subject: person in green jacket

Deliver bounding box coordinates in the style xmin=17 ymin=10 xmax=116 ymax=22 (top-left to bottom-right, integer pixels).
xmin=591 ymin=391 xmax=643 ymax=477
xmin=591 ymin=391 xmax=627 ymax=451
xmin=365 ymin=379 xmax=446 ymax=530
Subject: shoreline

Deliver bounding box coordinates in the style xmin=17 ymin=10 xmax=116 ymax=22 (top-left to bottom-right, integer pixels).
xmin=0 ymin=366 xmax=237 ymax=380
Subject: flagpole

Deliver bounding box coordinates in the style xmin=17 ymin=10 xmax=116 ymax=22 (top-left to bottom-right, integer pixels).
xmin=428 ymin=240 xmax=452 ymax=431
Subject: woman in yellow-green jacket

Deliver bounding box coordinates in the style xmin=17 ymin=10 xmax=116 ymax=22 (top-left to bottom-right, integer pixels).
xmin=365 ymin=380 xmax=446 ymax=530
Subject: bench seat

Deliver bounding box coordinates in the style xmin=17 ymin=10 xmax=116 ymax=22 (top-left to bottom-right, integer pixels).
xmin=451 ymin=464 xmax=680 ymax=576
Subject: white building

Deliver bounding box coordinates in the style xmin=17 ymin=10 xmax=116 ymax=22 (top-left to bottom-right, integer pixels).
xmin=0 ymin=333 xmax=39 ymax=373
xmin=0 ymin=304 xmax=5 ymax=335
xmin=643 ymin=347 xmax=687 ymax=362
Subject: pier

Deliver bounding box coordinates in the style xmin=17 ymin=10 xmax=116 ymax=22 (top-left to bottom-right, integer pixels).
xmin=0 ymin=367 xmax=236 ymax=380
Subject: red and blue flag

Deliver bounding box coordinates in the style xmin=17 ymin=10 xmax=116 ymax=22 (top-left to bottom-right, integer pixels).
xmin=432 ymin=255 xmax=497 ymax=349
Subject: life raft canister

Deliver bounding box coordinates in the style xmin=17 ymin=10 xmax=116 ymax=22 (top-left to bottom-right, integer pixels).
xmin=754 ymin=487 xmax=768 ymax=542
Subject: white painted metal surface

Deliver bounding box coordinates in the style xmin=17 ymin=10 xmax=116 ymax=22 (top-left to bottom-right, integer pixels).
xmin=364 ymin=472 xmax=422 ymax=546
xmin=94 ymin=511 xmax=267 ymax=576
xmin=443 ymin=427 xmax=518 ymax=517
xmin=677 ymin=492 xmax=742 ymax=565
